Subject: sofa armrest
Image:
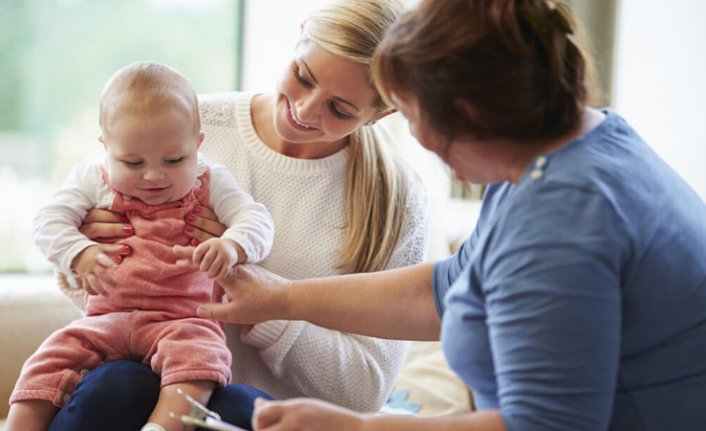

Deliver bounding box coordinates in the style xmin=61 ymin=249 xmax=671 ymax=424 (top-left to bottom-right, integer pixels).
xmin=0 ymin=275 xmax=83 ymax=418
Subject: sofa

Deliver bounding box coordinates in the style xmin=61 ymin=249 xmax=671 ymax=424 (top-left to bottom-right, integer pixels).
xmin=0 ymin=274 xmax=84 ymax=421
xmin=0 ymin=124 xmax=481 ymax=425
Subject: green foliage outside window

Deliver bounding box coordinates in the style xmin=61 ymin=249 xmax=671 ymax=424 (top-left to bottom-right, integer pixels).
xmin=0 ymin=0 xmax=242 ymax=272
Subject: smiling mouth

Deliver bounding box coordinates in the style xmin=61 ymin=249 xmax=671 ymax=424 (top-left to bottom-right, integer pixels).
xmin=287 ymin=101 xmax=314 ymax=131
xmin=142 ymin=186 xmax=169 ymax=193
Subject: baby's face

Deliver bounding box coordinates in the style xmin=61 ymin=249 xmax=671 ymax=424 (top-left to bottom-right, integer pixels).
xmin=102 ymin=107 xmax=202 ymax=205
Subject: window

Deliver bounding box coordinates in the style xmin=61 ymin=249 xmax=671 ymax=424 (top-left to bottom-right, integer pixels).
xmin=0 ymin=0 xmax=243 ymax=272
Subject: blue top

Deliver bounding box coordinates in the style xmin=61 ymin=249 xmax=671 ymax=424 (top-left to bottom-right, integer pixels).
xmin=434 ymin=110 xmax=706 ymax=431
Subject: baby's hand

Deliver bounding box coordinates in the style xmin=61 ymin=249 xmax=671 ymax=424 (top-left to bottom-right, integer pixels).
xmin=71 ymin=244 xmax=127 ymax=295
xmin=192 ymin=238 xmax=246 ymax=279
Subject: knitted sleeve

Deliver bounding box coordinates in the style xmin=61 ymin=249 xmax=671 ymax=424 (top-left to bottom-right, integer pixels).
xmin=386 ymin=175 xmax=430 ymax=269
xmin=240 ymin=175 xmax=429 ymax=412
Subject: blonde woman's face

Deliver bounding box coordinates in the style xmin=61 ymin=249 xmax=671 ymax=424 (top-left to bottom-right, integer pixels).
xmin=273 ymin=39 xmax=378 ymax=146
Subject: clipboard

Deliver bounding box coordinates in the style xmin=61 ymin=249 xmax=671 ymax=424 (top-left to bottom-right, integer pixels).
xmin=170 ymin=388 xmax=249 ymax=431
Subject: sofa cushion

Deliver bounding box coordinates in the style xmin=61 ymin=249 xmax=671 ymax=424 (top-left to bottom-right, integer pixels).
xmin=0 ymin=275 xmax=82 ymax=418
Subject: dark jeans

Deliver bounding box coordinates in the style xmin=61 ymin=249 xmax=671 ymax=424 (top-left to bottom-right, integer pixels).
xmin=47 ymin=360 xmax=273 ymax=431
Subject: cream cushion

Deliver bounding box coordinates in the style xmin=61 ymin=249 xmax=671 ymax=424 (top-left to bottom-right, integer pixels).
xmin=0 ymin=275 xmax=82 ymax=419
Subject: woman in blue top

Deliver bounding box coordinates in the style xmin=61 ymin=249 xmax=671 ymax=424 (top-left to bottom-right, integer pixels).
xmin=192 ymin=0 xmax=706 ymax=430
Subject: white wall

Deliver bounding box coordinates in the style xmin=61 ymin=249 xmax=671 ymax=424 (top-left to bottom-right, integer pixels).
xmin=612 ymin=0 xmax=706 ymax=200
xmin=241 ymin=0 xmax=331 ymax=92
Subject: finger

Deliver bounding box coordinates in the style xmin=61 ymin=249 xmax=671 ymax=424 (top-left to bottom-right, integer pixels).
xmin=95 ymin=252 xmax=118 ymax=269
xmin=173 ymin=244 xmax=196 ymax=260
xmin=207 ymin=254 xmax=225 ymax=279
xmin=196 ymin=302 xmax=236 ymax=321
xmin=79 ymin=222 xmax=134 ymax=240
xmin=174 ymin=245 xmax=198 ymax=269
xmin=253 ymin=400 xmax=284 ymax=430
xmin=83 ymin=277 xmax=97 ymax=295
xmin=185 ymin=214 xmax=226 ymax=240
xmin=85 ymin=274 xmax=106 ymax=296
xmin=175 ymin=258 xmax=198 ymax=270
xmin=192 ymin=205 xmax=218 ymax=221
xmin=199 ymin=248 xmax=217 ymax=273
xmin=90 ymin=265 xmax=116 ymax=291
xmin=192 ymin=242 xmax=208 ymax=265
xmin=83 ymin=208 xmax=124 ymax=224
xmin=217 ymin=260 xmax=231 ymax=279
xmin=101 ymin=244 xmax=131 ymax=257
xmin=216 ymin=259 xmax=231 ymax=279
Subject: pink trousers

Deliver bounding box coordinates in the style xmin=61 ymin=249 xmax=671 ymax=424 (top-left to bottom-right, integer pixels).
xmin=10 ymin=310 xmax=231 ymax=407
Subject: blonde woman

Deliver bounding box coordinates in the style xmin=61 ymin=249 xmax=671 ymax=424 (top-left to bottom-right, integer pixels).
xmin=48 ymin=1 xmax=428 ymax=430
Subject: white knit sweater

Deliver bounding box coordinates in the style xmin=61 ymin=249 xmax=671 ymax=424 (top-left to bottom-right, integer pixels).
xmin=198 ymin=92 xmax=429 ymax=412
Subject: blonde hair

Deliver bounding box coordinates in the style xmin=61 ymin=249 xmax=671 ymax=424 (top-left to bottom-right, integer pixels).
xmin=99 ymin=61 xmax=201 ymax=137
xmin=303 ymin=0 xmax=409 ymax=273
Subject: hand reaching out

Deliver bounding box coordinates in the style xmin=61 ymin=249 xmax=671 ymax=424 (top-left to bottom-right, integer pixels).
xmin=252 ymin=397 xmax=364 ymax=431
xmin=174 ymin=248 xmax=294 ymax=325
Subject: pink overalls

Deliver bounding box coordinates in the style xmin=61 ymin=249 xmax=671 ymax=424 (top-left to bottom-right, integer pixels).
xmin=11 ymin=169 xmax=231 ymax=407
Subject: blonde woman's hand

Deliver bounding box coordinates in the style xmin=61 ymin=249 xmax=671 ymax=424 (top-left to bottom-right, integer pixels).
xmin=252 ymin=398 xmax=364 ymax=431
xmin=183 ymin=205 xmax=227 ymax=246
xmin=79 ymin=208 xmax=134 ymax=240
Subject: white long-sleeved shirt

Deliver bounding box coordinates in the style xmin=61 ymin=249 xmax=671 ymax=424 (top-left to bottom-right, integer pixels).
xmin=33 ymin=154 xmax=274 ymax=276
xmin=198 ymin=92 xmax=429 ymax=412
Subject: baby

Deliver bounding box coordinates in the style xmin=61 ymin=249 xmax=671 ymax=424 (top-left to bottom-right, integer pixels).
xmin=6 ymin=62 xmax=274 ymax=431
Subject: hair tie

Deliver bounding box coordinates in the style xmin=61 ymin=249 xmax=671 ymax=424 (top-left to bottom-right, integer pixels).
xmin=548 ymin=7 xmax=573 ymax=36
xmin=518 ymin=4 xmax=573 ymax=49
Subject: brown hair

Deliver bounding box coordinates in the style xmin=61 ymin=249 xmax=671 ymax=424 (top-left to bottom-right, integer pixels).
xmin=99 ymin=61 xmax=201 ymax=137
xmin=303 ymin=0 xmax=409 ymax=273
xmin=373 ymin=0 xmax=597 ymax=144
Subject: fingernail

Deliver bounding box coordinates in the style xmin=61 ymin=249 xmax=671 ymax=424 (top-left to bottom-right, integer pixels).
xmin=191 ymin=238 xmax=199 ymax=246
xmin=119 ymin=214 xmax=129 ymax=223
xmin=123 ymin=225 xmax=133 ymax=235
xmin=113 ymin=256 xmax=122 ymax=264
xmin=122 ymin=245 xmax=131 ymax=253
xmin=186 ymin=214 xmax=196 ymax=222
xmin=185 ymin=225 xmax=194 ymax=233
xmin=193 ymin=206 xmax=202 ymax=214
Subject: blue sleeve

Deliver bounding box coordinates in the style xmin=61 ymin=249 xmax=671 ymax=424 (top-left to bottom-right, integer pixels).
xmin=433 ymin=235 xmax=474 ymax=317
xmin=432 ymin=183 xmax=511 ymax=317
xmin=485 ymin=185 xmax=627 ymax=431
